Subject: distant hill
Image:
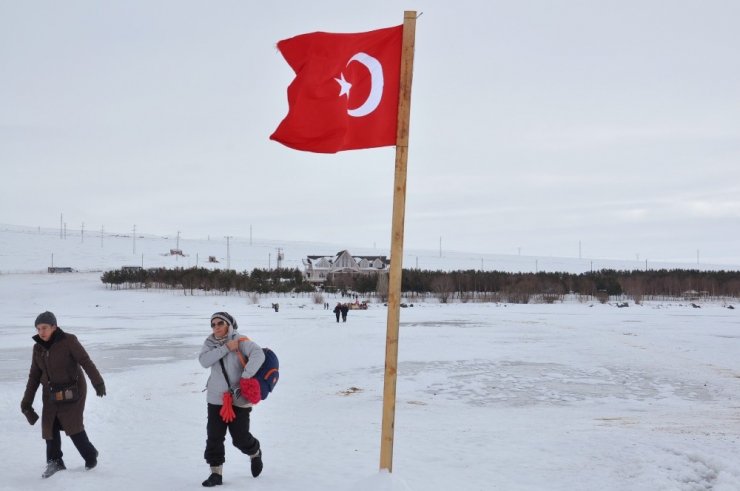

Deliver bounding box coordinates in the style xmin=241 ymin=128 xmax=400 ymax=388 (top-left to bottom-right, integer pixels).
xmin=1 ymin=223 xmax=737 ymax=274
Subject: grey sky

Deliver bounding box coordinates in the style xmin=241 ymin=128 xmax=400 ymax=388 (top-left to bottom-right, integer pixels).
xmin=2 ymin=1 xmax=739 ymax=265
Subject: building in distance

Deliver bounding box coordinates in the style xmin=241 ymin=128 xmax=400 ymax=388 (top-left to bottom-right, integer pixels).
xmin=303 ymin=250 xmax=388 ymax=284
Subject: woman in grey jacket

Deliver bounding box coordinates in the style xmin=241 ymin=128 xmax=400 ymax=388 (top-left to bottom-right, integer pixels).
xmin=198 ymin=311 xmax=265 ymax=487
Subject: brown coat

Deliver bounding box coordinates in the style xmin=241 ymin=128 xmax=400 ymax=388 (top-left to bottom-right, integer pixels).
xmin=21 ymin=328 xmax=104 ymax=440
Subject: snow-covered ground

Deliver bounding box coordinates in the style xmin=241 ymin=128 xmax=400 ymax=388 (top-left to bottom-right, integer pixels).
xmin=1 ymin=270 xmax=739 ymax=490
xmin=2 ymin=225 xmax=740 ymax=490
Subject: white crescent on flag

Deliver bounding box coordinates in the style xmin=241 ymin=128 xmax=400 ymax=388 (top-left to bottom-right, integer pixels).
xmin=334 ymin=52 xmax=384 ymax=118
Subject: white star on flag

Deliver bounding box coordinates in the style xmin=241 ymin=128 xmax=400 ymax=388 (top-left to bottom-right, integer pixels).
xmin=334 ymin=73 xmax=352 ymax=97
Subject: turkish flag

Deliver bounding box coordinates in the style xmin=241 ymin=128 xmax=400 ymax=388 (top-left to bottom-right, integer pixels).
xmin=270 ymin=25 xmax=403 ymax=153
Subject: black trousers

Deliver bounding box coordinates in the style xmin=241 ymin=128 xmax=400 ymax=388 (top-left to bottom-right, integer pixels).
xmin=46 ymin=416 xmax=97 ymax=463
xmin=204 ymin=403 xmax=260 ymax=466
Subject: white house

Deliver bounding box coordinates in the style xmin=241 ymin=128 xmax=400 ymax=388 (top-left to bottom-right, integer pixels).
xmin=302 ymin=250 xmax=389 ymax=283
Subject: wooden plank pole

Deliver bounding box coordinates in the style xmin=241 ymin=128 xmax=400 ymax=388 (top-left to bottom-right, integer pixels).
xmin=379 ymin=10 xmax=417 ymax=473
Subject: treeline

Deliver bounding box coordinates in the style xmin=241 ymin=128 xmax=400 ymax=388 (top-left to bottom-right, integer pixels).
xmin=101 ymin=267 xmax=740 ymax=302
xmin=101 ymin=267 xmax=315 ymax=294
xmin=325 ymin=268 xmax=740 ymax=303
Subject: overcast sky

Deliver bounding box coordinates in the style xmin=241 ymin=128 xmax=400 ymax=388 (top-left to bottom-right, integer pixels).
xmin=2 ymin=1 xmax=739 ymax=265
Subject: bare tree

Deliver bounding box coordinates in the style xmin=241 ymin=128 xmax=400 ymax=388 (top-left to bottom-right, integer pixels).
xmin=376 ymin=272 xmax=389 ymax=302
xmin=621 ymin=276 xmax=645 ymax=304
xmin=431 ymin=275 xmax=454 ymax=303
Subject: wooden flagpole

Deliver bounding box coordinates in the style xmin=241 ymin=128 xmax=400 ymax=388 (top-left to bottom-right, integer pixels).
xmin=379 ymin=10 xmax=417 ymax=473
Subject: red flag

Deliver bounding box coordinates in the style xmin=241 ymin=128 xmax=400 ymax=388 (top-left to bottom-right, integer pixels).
xmin=270 ymin=25 xmax=403 ymax=153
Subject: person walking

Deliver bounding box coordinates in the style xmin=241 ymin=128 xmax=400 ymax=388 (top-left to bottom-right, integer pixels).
xmin=20 ymin=311 xmax=106 ymax=479
xmin=340 ymin=303 xmax=349 ymax=322
xmin=333 ymin=303 xmax=341 ymax=323
xmin=199 ymin=312 xmax=265 ymax=487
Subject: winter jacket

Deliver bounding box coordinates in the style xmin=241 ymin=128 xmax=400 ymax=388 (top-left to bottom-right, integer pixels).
xmin=199 ymin=325 xmax=265 ymax=407
xmin=21 ymin=328 xmax=104 ymax=440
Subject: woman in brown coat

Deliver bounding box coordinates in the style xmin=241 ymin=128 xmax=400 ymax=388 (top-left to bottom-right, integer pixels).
xmin=20 ymin=311 xmax=106 ymax=479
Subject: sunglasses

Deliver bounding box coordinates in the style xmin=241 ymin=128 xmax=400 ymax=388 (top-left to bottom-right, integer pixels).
xmin=210 ymin=320 xmax=226 ymax=328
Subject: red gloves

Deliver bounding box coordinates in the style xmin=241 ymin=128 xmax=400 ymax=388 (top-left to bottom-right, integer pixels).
xmin=220 ymin=392 xmax=236 ymax=423
xmin=220 ymin=379 xmax=261 ymax=423
xmin=240 ymin=377 xmax=262 ymax=404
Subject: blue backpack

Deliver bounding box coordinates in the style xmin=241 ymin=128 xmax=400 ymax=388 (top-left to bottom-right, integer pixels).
xmin=236 ymin=339 xmax=279 ymax=401
xmin=254 ymin=348 xmax=279 ymax=400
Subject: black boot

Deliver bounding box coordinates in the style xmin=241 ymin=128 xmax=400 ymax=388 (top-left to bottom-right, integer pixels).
xmin=202 ymin=473 xmax=223 ymax=487
xmin=70 ymin=430 xmax=98 ymax=470
xmin=41 ymin=459 xmax=66 ymax=479
xmin=250 ymin=449 xmax=263 ymax=477
xmin=85 ymin=450 xmax=99 ymax=470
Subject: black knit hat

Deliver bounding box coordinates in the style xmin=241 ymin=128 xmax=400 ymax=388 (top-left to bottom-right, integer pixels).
xmin=35 ymin=311 xmax=57 ymax=327
xmin=211 ymin=312 xmax=238 ymax=330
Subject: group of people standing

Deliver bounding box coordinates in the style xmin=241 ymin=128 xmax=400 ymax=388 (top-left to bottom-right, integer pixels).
xmin=21 ymin=310 xmax=265 ymax=487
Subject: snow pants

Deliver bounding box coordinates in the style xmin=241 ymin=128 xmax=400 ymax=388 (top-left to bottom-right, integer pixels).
xmin=204 ymin=403 xmax=260 ymax=466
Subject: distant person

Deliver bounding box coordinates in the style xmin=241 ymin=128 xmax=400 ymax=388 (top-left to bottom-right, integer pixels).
xmin=20 ymin=311 xmax=106 ymax=479
xmin=199 ymin=312 xmax=264 ymax=487
xmin=340 ymin=303 xmax=349 ymax=322
xmin=333 ymin=303 xmax=341 ymax=323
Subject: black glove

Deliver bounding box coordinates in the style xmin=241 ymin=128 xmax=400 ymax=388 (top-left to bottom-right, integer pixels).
xmin=22 ymin=407 xmax=39 ymax=425
xmin=94 ymin=383 xmax=106 ymax=397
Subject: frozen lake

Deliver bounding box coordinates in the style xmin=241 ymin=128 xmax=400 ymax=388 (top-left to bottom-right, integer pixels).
xmin=2 ymin=272 xmax=739 ymax=490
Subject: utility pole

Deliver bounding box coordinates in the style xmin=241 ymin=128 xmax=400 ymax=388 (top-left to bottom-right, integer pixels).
xmin=133 ymin=225 xmax=136 ymax=254
xmin=60 ymin=213 xmax=63 ymax=239
xmin=225 ymin=236 xmax=233 ymax=270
